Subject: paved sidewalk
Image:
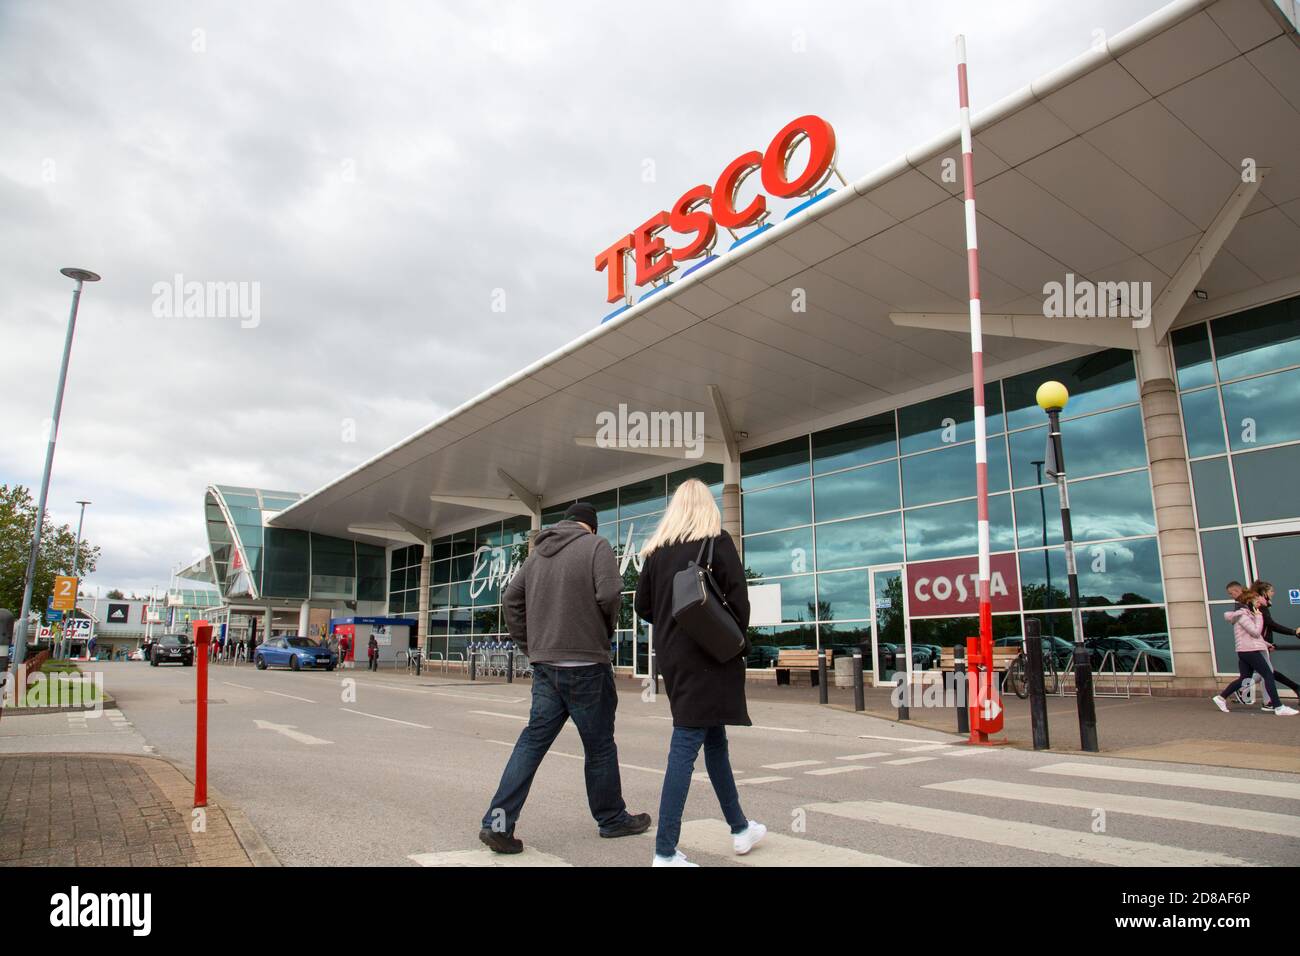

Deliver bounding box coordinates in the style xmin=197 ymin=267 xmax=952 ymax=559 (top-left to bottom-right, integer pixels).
xmin=0 ymin=752 xmax=277 ymax=867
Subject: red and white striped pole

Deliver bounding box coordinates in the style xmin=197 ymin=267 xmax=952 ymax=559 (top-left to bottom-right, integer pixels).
xmin=956 ymin=35 xmax=995 ymax=722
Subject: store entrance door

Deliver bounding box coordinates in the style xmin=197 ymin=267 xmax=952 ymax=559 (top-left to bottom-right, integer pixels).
xmin=1246 ymin=523 xmax=1300 ymax=679
xmin=869 ymin=566 xmax=911 ymax=686
xmin=633 ymin=618 xmax=653 ymax=680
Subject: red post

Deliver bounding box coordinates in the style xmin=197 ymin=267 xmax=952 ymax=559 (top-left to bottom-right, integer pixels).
xmin=193 ymin=620 xmax=212 ymax=807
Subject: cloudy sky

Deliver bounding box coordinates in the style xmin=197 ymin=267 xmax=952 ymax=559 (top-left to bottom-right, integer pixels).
xmin=0 ymin=0 xmax=1170 ymax=596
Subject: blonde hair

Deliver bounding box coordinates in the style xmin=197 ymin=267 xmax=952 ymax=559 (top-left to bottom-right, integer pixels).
xmin=640 ymin=479 xmax=722 ymax=558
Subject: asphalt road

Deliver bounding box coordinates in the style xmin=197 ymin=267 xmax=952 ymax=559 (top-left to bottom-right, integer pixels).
xmin=13 ymin=661 xmax=1300 ymax=867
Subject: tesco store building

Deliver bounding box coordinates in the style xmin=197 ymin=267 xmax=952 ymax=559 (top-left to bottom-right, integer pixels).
xmin=195 ymin=0 xmax=1300 ymax=695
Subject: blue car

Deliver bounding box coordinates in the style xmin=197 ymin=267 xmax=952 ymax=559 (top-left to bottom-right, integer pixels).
xmin=255 ymin=636 xmax=336 ymax=671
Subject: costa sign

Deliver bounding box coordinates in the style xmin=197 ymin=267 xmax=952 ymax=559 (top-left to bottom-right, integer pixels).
xmin=594 ymin=115 xmax=840 ymax=304
xmin=907 ymin=553 xmax=1020 ymax=617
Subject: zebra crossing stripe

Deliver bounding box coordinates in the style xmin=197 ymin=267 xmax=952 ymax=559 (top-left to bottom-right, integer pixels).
xmin=734 ymin=776 xmax=790 ymax=786
xmin=805 ymin=766 xmax=870 ymax=776
xmin=677 ymin=820 xmax=915 ymax=867
xmin=927 ymin=778 xmax=1300 ymax=838
xmin=836 ymin=753 xmax=889 ymax=761
xmin=1032 ymin=762 xmax=1300 ymax=800
xmin=883 ymin=757 xmax=937 ymax=766
xmin=900 ymin=744 xmax=951 ymax=753
xmin=806 ymin=800 xmax=1249 ymax=866
xmin=762 ymin=760 xmax=824 ymax=770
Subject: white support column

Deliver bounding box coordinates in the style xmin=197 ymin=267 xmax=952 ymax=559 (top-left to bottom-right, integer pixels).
xmin=416 ymin=538 xmax=431 ymax=652
xmin=709 ymin=385 xmax=744 ymax=552
xmin=297 ymin=600 xmax=310 ymax=637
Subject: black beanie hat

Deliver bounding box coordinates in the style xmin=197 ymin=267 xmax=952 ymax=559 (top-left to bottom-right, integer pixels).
xmin=564 ymin=502 xmax=598 ymax=532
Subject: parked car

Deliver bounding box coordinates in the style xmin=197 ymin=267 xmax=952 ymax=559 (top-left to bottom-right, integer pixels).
xmin=255 ymin=636 xmax=337 ymax=671
xmin=150 ymin=634 xmax=194 ymax=667
xmin=1086 ymin=636 xmax=1172 ymax=673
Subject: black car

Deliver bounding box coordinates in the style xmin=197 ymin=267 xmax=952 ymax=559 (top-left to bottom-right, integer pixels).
xmin=150 ymin=634 xmax=194 ymax=667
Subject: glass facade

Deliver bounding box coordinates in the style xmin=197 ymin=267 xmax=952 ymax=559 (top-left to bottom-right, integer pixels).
xmin=385 ymin=295 xmax=1300 ymax=682
xmin=1172 ymin=294 xmax=1300 ymax=675
xmin=738 ymin=349 xmax=1166 ymax=669
xmin=204 ymin=486 xmax=386 ymax=604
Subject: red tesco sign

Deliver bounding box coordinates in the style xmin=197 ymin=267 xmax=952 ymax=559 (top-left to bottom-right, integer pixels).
xmin=907 ymin=552 xmax=1020 ymax=617
xmin=595 ymin=115 xmax=839 ymax=304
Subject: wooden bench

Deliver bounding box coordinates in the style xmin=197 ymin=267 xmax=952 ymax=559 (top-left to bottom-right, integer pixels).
xmin=775 ymin=649 xmax=833 ymax=686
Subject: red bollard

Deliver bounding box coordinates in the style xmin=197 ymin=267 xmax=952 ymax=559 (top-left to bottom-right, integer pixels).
xmin=193 ymin=620 xmax=212 ymax=807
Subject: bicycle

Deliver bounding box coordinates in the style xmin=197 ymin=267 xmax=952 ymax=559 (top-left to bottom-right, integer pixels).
xmin=1006 ymin=638 xmax=1060 ymax=699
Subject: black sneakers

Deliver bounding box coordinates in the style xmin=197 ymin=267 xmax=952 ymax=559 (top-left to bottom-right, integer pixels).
xmin=479 ymin=827 xmax=523 ymax=854
xmin=599 ymin=812 xmax=652 ymax=839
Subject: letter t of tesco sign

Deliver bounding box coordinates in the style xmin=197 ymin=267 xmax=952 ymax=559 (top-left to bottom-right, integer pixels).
xmin=594 ymin=115 xmax=839 ymax=304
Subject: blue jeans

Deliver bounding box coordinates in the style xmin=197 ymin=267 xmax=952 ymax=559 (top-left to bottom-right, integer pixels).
xmin=655 ymin=725 xmax=748 ymax=858
xmin=481 ymin=663 xmax=631 ymax=834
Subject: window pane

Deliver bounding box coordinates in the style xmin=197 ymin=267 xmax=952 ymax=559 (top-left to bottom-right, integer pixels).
xmin=668 ymin=462 xmax=723 ymax=496
xmin=764 ymin=574 xmax=816 ymax=624
xmin=813 ymin=412 xmax=897 ymax=474
xmin=741 ymin=437 xmax=809 ymax=491
xmin=1180 ymin=388 xmax=1225 ymax=457
xmin=746 ymin=624 xmax=817 ymax=668
xmin=1190 ymin=457 xmax=1237 ymax=528
xmin=1003 ymin=350 xmax=1138 ymax=430
xmin=1231 ymin=444 xmax=1300 ymax=523
xmin=815 ymin=513 xmax=904 ymax=571
xmin=1212 ymin=295 xmax=1300 ymax=381
xmin=903 ymin=494 xmax=1014 ymax=561
xmin=619 ymin=477 xmax=666 ymax=520
xmin=1019 ymin=548 xmax=1068 ymax=610
xmin=1172 ymin=323 xmax=1216 ymax=390
xmin=897 ymin=385 xmax=1004 ymax=455
xmin=1199 ymin=528 xmax=1245 ymax=594
xmin=813 ymin=459 xmax=899 ymax=521
xmin=742 ymin=480 xmax=811 ymax=534
xmin=1068 ymin=470 xmax=1157 ymax=542
xmin=901 ymin=438 xmax=1009 ymax=507
xmin=816 ymin=569 xmax=870 ymax=622
xmin=1008 ymin=405 xmax=1147 ymax=488
xmin=1222 ymin=366 xmax=1300 ymax=450
xmin=1014 ymin=486 xmax=1062 ymax=550
xmin=1075 ymin=537 xmax=1163 ymax=606
xmin=743 ymin=527 xmax=815 ymax=579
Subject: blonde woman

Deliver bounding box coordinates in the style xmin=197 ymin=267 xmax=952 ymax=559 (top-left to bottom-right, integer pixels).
xmin=635 ymin=478 xmax=766 ymax=866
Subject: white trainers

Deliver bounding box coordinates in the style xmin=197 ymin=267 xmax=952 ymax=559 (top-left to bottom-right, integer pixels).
xmin=1211 ymin=695 xmax=1230 ymax=713
xmin=1274 ymin=705 xmax=1298 ymax=717
xmin=652 ymin=851 xmax=698 ymax=867
xmin=733 ymin=820 xmax=768 ymax=855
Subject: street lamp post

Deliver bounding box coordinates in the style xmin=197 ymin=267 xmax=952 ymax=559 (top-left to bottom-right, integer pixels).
xmin=64 ymin=499 xmax=92 ymax=659
xmin=10 ymin=268 xmax=101 ymax=671
xmin=1036 ymin=381 xmax=1099 ymax=752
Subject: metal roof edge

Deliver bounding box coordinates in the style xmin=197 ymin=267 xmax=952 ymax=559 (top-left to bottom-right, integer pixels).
xmin=271 ymin=0 xmax=1219 ymax=528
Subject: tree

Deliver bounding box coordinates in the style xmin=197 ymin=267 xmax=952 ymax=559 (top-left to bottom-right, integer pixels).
xmin=0 ymin=485 xmax=100 ymax=618
xmin=105 ymin=589 xmax=124 ymax=600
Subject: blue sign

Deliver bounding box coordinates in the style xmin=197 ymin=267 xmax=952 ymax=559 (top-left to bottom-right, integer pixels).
xmin=1290 ymin=588 xmax=1300 ymax=606
xmin=45 ymin=608 xmax=63 ymax=623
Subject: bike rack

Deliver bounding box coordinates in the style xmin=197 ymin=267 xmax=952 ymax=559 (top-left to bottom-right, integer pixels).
xmin=1090 ymin=649 xmax=1154 ymax=698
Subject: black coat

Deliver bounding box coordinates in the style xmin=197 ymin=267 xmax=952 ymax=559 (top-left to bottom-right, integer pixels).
xmin=634 ymin=532 xmax=751 ymax=728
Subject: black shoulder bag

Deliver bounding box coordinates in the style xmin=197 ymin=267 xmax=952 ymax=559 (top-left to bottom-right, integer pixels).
xmin=670 ymin=536 xmax=748 ymax=663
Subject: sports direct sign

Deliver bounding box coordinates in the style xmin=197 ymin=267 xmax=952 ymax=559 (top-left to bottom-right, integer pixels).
xmin=907 ymin=553 xmax=1021 ymax=617
xmin=595 ymin=115 xmax=839 ymax=303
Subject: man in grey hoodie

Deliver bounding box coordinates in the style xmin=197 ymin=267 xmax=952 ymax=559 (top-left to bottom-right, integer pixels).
xmin=479 ymin=502 xmax=651 ymax=853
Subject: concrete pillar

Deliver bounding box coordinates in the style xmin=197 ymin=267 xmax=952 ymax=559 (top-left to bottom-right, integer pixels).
xmin=722 ymin=458 xmax=742 ymax=558
xmin=1139 ymin=338 xmax=1215 ymax=687
xmin=416 ymin=540 xmax=431 ymax=653
xmin=297 ymin=600 xmax=310 ymax=637
xmin=528 ymin=510 xmax=542 ymax=554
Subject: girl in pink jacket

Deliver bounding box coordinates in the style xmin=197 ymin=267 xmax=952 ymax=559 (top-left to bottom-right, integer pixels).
xmin=1213 ymin=589 xmax=1297 ymax=715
